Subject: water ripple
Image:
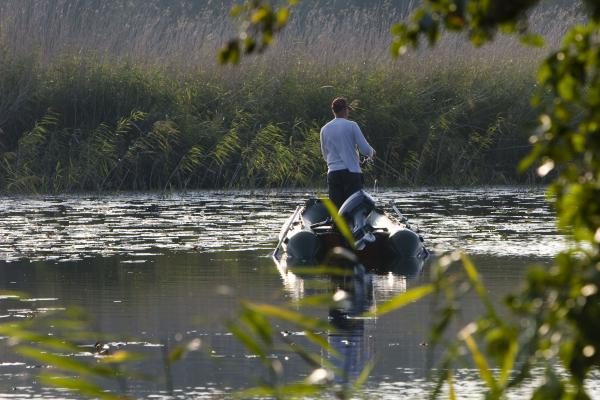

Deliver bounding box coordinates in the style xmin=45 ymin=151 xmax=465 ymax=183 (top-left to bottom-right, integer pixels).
xmin=0 ymin=187 xmax=563 ymax=263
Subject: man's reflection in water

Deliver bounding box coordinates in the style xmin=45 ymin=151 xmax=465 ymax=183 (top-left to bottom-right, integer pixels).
xmin=327 ymin=263 xmax=375 ymax=385
xmin=276 ymin=248 xmax=413 ymax=387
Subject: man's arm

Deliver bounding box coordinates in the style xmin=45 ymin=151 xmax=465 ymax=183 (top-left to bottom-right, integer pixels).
xmin=319 ymin=128 xmax=328 ymax=162
xmin=353 ymin=123 xmax=375 ymax=158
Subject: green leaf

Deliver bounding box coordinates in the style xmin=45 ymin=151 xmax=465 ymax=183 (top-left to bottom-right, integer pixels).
xmin=390 ymin=40 xmax=409 ymax=57
xmin=469 ymin=30 xmax=489 ymax=47
xmin=262 ymin=31 xmax=274 ymax=46
xmin=290 ymin=266 xmax=353 ymax=277
xmin=558 ymin=74 xmax=577 ymax=101
xmin=462 ymin=334 xmax=498 ymax=392
xmin=304 ymin=330 xmax=337 ymax=356
xmin=296 ymin=293 xmax=337 ymax=308
xmin=521 ymin=33 xmax=545 ymax=47
xmin=368 ymin=284 xmax=434 ymax=316
xmin=287 ymin=343 xmax=329 ymax=370
xmin=321 ymin=197 xmax=355 ymax=249
xmin=168 ymin=347 xmax=186 ymax=363
xmin=229 ymin=323 xmax=267 ymax=358
xmin=99 ymin=350 xmax=143 ymax=365
xmin=276 ymin=7 xmax=290 ymax=27
xmin=352 ymin=360 xmax=374 ymax=392
xmin=229 ymin=5 xmax=244 ymax=17
xmin=531 ymin=368 xmax=566 ymax=399
xmin=242 ymin=310 xmax=273 ymax=346
xmin=0 ymin=290 xmax=26 ymax=300
xmin=461 ymin=254 xmax=498 ymax=320
xmin=218 ymin=41 xmax=241 ymax=65
xmin=461 ymin=253 xmax=486 ymax=298
xmin=245 ymin=303 xmax=330 ymax=330
xmin=447 ymin=369 xmax=457 ymax=400
xmin=0 ymin=327 xmax=80 ymax=353
xmin=499 ymin=337 xmax=518 ymax=386
xmin=390 ymin=23 xmax=405 ymax=36
xmin=518 ymin=145 xmax=543 ymax=172
xmin=446 ymin=14 xmax=465 ymax=30
xmin=236 ymin=383 xmax=322 ymax=399
xmin=234 ymin=385 xmax=276 ymax=398
xmin=17 ymin=346 xmax=115 ymax=378
xmin=243 ymin=37 xmax=256 ymax=54
xmin=38 ymin=373 xmax=122 ymax=400
xmin=250 ymin=8 xmax=270 ymax=24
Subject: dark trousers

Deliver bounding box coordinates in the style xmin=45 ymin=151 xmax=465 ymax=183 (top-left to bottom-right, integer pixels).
xmin=327 ymin=169 xmax=364 ymax=209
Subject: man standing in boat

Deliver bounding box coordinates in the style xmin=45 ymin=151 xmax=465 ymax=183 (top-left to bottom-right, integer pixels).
xmin=320 ymin=97 xmax=376 ymax=209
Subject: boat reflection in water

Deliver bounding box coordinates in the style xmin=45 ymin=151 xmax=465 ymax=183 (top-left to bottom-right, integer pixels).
xmin=275 ymin=247 xmax=414 ymax=387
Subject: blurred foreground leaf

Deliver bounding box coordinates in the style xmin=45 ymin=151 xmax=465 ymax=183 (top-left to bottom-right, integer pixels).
xmin=39 ymin=373 xmax=125 ymax=400
xmin=369 ymin=284 xmax=434 ymax=316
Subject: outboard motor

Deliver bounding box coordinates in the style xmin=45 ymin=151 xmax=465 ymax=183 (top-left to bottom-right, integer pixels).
xmin=338 ymin=190 xmax=376 ymax=250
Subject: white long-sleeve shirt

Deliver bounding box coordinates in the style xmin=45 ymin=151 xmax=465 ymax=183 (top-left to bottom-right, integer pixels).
xmin=320 ymin=118 xmax=375 ymax=173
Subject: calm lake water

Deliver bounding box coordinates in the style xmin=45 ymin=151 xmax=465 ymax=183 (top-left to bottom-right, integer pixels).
xmin=0 ymin=187 xmax=593 ymax=399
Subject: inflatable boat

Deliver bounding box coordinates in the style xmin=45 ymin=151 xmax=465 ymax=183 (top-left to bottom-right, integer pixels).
xmin=272 ymin=190 xmax=429 ymax=276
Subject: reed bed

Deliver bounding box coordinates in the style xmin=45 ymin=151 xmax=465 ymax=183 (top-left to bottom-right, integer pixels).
xmin=0 ymin=1 xmax=581 ymax=192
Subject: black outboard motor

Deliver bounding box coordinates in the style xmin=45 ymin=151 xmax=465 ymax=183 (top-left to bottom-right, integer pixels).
xmin=338 ymin=190 xmax=376 ymax=250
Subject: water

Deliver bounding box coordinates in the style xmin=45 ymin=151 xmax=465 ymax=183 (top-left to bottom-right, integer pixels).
xmin=0 ymin=187 xmax=579 ymax=399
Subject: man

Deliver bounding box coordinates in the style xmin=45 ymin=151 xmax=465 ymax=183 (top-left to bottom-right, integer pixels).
xmin=320 ymin=97 xmax=376 ymax=209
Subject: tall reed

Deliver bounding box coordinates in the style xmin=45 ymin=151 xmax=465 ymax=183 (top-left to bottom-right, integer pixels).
xmin=0 ymin=1 xmax=580 ymax=192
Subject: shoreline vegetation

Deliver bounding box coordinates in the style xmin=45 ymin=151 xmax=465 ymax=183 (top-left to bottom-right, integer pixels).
xmin=0 ymin=1 xmax=578 ymax=193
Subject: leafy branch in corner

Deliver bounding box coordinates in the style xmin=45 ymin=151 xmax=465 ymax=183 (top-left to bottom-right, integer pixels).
xmin=219 ymin=0 xmax=299 ymax=64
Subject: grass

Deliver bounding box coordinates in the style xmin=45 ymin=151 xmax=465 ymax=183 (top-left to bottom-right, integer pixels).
xmin=0 ymin=1 xmax=580 ymax=192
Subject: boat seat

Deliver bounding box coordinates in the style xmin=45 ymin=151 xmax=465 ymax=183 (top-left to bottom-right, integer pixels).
xmin=302 ymin=198 xmax=329 ymax=226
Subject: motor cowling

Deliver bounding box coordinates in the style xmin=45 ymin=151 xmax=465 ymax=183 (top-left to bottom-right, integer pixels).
xmin=338 ymin=190 xmax=376 ymax=250
xmin=338 ymin=190 xmax=375 ymax=217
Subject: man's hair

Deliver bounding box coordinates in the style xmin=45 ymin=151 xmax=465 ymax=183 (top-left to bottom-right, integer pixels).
xmin=331 ymin=97 xmax=352 ymax=114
